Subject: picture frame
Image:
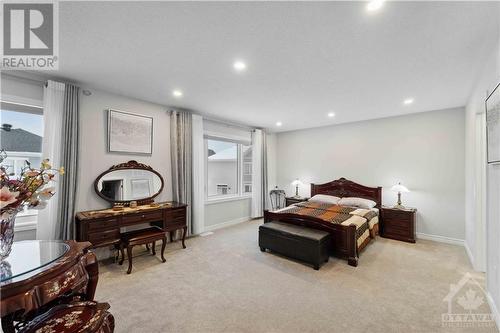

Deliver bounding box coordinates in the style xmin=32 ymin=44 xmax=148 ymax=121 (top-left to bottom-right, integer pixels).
xmin=108 ymin=109 xmax=153 ymax=155
xmin=130 ymin=179 xmax=151 ymax=199
xmin=486 ymin=82 xmax=500 ymax=164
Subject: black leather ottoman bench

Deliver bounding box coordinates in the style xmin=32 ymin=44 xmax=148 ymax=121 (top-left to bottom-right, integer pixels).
xmin=259 ymin=222 xmax=331 ymax=270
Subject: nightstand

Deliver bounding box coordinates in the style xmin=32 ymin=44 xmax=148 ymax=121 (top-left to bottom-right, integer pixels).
xmin=380 ymin=206 xmax=417 ymax=243
xmin=285 ymin=197 xmax=309 ymax=207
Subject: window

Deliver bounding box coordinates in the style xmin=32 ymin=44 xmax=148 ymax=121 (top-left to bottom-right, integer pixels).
xmin=206 ymin=138 xmax=252 ymax=200
xmin=242 ymin=144 xmax=252 ymax=194
xmin=0 ymin=102 xmax=43 ymax=216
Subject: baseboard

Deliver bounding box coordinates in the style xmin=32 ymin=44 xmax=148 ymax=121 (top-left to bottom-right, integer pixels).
xmin=464 ymin=241 xmax=475 ymax=268
xmin=204 ymin=216 xmax=250 ymax=232
xmin=486 ymin=292 xmax=500 ymax=329
xmin=416 ymin=232 xmax=464 ymax=246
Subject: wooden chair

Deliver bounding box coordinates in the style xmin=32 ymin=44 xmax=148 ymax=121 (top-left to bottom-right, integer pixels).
xmin=118 ymin=226 xmax=167 ymax=274
xmin=19 ymin=301 xmax=114 ymax=333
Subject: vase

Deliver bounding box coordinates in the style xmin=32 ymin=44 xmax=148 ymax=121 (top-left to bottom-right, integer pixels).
xmin=0 ymin=209 xmax=20 ymax=261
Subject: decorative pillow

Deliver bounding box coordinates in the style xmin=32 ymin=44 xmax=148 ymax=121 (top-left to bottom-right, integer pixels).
xmin=309 ymin=194 xmax=341 ymax=205
xmin=338 ymin=197 xmax=376 ymax=209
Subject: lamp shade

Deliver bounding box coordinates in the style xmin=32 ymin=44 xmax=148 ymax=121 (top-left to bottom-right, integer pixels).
xmin=391 ymin=183 xmax=409 ymax=193
xmin=291 ymin=179 xmax=302 ymax=186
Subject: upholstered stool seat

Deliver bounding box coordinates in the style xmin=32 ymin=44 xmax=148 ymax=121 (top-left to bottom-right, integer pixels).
xmin=119 ymin=226 xmax=167 ymax=274
xmin=19 ymin=301 xmax=114 ymax=333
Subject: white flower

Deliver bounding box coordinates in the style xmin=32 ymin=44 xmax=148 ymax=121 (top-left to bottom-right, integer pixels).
xmin=0 ymin=186 xmax=19 ymax=209
xmin=31 ymin=201 xmax=47 ymax=210
xmin=38 ymin=187 xmax=55 ymax=201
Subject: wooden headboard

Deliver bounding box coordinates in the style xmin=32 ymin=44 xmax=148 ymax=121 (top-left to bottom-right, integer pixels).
xmin=310 ymin=178 xmax=382 ymax=208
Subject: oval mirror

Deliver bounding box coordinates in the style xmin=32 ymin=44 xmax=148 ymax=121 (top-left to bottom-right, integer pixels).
xmin=94 ymin=161 xmax=164 ymax=205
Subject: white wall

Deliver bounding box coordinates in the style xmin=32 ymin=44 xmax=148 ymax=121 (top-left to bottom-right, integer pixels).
xmin=76 ymin=88 xmax=172 ymax=212
xmin=204 ymin=198 xmax=251 ymax=229
xmin=465 ymin=14 xmax=500 ymax=325
xmin=275 ymin=107 xmax=465 ymax=241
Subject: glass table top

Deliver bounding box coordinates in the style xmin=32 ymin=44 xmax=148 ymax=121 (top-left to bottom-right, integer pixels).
xmin=0 ymin=240 xmax=69 ymax=283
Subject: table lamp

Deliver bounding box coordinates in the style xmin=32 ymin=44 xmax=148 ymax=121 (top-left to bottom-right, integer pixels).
xmin=291 ymin=179 xmax=303 ymax=198
xmin=391 ymin=182 xmax=409 ymax=209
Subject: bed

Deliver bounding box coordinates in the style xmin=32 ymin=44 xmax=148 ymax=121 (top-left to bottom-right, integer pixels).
xmin=263 ymin=178 xmax=382 ymax=267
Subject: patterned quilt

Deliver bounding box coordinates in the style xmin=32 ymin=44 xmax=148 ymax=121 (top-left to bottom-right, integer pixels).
xmin=276 ymin=201 xmax=378 ymax=244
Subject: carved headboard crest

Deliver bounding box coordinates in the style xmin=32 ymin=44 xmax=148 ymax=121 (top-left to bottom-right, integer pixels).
xmin=310 ymin=177 xmax=382 ymax=208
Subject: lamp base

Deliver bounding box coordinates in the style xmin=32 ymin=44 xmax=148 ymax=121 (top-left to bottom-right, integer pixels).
xmin=393 ymin=204 xmax=406 ymax=210
xmin=293 ymin=195 xmax=302 ymax=199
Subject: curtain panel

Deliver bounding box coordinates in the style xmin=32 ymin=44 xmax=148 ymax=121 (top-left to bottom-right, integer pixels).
xmin=57 ymin=84 xmax=80 ymax=240
xmin=170 ymin=110 xmax=193 ymax=236
xmin=37 ymin=81 xmax=80 ymax=240
xmin=251 ymin=129 xmax=268 ymax=218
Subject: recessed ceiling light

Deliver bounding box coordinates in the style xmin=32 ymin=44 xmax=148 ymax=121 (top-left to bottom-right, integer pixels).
xmin=276 ymin=121 xmax=282 ymax=127
xmin=328 ymin=112 xmax=335 ymax=118
xmin=403 ymin=98 xmax=414 ymax=105
xmin=233 ymin=61 xmax=247 ymax=72
xmin=366 ymin=0 xmax=385 ymax=12
xmin=172 ymin=90 xmax=183 ymax=98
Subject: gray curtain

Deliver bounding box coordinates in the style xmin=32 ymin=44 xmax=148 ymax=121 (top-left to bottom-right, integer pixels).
xmin=262 ymin=131 xmax=268 ymax=211
xmin=56 ymin=84 xmax=79 ymax=240
xmin=170 ymin=110 xmax=192 ymax=237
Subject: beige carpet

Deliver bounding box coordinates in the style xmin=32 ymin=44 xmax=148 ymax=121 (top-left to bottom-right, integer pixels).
xmin=96 ymin=219 xmax=498 ymax=333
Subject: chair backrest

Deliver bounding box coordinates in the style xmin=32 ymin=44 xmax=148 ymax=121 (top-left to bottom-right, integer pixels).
xmin=269 ymin=188 xmax=286 ymax=210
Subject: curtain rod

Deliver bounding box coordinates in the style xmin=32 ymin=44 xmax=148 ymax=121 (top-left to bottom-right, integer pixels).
xmin=1 ymin=72 xmax=46 ymax=86
xmin=202 ymin=115 xmax=257 ymax=132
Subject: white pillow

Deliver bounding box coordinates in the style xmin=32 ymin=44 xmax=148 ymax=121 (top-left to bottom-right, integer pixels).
xmin=309 ymin=194 xmax=341 ymax=205
xmin=338 ymin=197 xmax=376 ymax=209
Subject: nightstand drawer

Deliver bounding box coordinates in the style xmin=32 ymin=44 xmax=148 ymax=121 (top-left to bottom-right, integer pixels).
xmin=384 ymin=218 xmax=410 ymax=229
xmin=384 ymin=225 xmax=410 ymax=237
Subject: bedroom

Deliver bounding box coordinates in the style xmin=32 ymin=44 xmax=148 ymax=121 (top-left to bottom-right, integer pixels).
xmin=0 ymin=1 xmax=499 ymax=332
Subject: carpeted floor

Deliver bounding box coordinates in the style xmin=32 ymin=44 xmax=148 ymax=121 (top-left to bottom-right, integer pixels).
xmin=96 ymin=219 xmax=497 ymax=333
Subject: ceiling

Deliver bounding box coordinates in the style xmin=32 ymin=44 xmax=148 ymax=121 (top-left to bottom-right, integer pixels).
xmin=51 ymin=1 xmax=499 ymax=132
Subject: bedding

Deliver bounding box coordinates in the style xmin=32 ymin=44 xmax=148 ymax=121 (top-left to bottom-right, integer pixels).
xmin=277 ymin=201 xmax=379 ymax=247
xmin=309 ymin=194 xmax=341 ymax=204
xmin=338 ymin=197 xmax=377 ymax=209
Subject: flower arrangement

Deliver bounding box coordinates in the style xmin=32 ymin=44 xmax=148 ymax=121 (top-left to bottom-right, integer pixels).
xmin=0 ymin=158 xmax=64 ymax=218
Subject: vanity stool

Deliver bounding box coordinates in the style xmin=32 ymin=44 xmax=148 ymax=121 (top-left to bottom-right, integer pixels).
xmin=119 ymin=226 xmax=167 ymax=274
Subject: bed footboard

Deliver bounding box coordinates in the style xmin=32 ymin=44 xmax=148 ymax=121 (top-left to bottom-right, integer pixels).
xmin=263 ymin=210 xmax=359 ymax=267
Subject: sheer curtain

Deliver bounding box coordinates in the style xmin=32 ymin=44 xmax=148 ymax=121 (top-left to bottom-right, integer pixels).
xmin=37 ymin=81 xmax=79 ymax=240
xmin=251 ymin=129 xmax=268 ymax=218
xmin=37 ymin=81 xmax=65 ymax=240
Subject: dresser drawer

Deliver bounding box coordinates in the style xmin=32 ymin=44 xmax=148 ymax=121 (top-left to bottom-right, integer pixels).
xmin=122 ymin=210 xmax=164 ymax=225
xmin=88 ymin=229 xmax=120 ymax=245
xmin=165 ymin=208 xmax=186 ymax=219
xmin=166 ymin=216 xmax=186 ymax=226
xmin=87 ymin=217 xmax=119 ymax=231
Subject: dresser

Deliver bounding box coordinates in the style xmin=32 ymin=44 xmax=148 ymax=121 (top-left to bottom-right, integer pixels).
xmin=76 ymin=201 xmax=187 ymax=249
xmin=380 ymin=206 xmax=417 ymax=243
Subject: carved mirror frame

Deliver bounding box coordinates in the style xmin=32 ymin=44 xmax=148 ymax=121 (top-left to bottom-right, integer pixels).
xmin=93 ymin=160 xmax=165 ymax=206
